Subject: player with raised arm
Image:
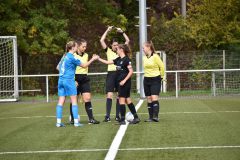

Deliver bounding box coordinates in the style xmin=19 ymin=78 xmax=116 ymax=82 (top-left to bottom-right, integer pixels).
xmin=100 ymin=26 xmax=130 ymax=122
xmin=98 ymin=44 xmax=140 ymax=125
xmin=56 ymin=41 xmax=98 ymax=127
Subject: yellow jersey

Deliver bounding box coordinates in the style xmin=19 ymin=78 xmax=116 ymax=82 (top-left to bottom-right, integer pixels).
xmin=74 ymin=52 xmax=88 ymax=74
xmin=143 ymin=53 xmax=165 ymax=78
xmin=106 ymin=47 xmax=118 ymax=71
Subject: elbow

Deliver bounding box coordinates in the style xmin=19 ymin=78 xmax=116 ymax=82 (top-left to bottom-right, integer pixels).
xmin=100 ymin=39 xmax=104 ymax=43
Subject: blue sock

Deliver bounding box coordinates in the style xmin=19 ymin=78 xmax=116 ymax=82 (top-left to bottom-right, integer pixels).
xmin=72 ymin=105 xmax=79 ymax=119
xmin=56 ymin=105 xmax=63 ymax=119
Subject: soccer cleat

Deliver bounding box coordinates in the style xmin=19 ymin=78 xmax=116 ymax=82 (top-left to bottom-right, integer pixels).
xmin=88 ymin=119 xmax=100 ymax=124
xmin=56 ymin=123 xmax=65 ymax=127
xmin=144 ymin=118 xmax=154 ymax=122
xmin=103 ymin=117 xmax=111 ymax=122
xmin=115 ymin=116 xmax=120 ymax=122
xmin=152 ymin=117 xmax=159 ymax=122
xmin=74 ymin=123 xmax=84 ymax=127
xmin=70 ymin=120 xmax=74 ymax=125
xmin=129 ymin=118 xmax=140 ymax=124
xmin=115 ymin=120 xmax=126 ymax=125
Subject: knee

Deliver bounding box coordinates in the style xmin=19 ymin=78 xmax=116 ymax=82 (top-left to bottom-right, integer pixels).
xmin=107 ymin=92 xmax=113 ymax=99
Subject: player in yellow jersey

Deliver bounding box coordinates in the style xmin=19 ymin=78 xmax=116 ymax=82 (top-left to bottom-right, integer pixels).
xmin=100 ymin=26 xmax=130 ymax=122
xmin=69 ymin=39 xmax=100 ymax=124
xmin=98 ymin=44 xmax=140 ymax=125
xmin=143 ymin=41 xmax=165 ymax=122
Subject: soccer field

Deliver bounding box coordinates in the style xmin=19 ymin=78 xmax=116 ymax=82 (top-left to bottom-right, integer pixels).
xmin=0 ymin=97 xmax=240 ymax=160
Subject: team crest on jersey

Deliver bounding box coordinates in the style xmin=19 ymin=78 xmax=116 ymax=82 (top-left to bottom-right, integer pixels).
xmin=120 ymin=61 xmax=123 ymax=64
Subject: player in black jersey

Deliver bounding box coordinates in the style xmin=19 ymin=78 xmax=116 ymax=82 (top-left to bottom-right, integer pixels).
xmin=97 ymin=44 xmax=140 ymax=125
xmin=100 ymin=26 xmax=130 ymax=122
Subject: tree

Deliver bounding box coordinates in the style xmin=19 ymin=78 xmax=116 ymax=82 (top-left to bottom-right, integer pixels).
xmin=187 ymin=0 xmax=240 ymax=49
xmin=0 ymin=0 xmax=71 ymax=55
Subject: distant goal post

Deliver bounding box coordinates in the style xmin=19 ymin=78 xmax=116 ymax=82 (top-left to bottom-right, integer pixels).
xmin=0 ymin=36 xmax=19 ymax=102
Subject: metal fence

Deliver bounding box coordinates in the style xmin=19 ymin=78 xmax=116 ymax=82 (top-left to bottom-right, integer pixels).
xmin=1 ymin=69 xmax=240 ymax=102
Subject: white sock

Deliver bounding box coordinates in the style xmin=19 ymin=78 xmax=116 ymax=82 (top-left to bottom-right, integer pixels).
xmin=57 ymin=118 xmax=61 ymax=124
xmin=74 ymin=119 xmax=79 ymax=124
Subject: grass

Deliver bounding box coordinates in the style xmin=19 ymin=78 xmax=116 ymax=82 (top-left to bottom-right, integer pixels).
xmin=0 ymin=97 xmax=240 ymax=159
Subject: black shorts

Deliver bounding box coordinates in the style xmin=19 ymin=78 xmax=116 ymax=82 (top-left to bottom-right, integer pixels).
xmin=75 ymin=74 xmax=91 ymax=94
xmin=118 ymin=80 xmax=131 ymax=98
xmin=105 ymin=71 xmax=118 ymax=93
xmin=143 ymin=76 xmax=162 ymax=96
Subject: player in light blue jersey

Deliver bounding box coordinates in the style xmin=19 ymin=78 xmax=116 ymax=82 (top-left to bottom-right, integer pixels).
xmin=56 ymin=41 xmax=99 ymax=127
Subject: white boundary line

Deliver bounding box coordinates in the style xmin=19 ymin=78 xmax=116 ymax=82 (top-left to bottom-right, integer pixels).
xmin=0 ymin=110 xmax=239 ymax=120
xmin=1 ymin=145 xmax=240 ymax=155
xmin=104 ymin=99 xmax=144 ymax=160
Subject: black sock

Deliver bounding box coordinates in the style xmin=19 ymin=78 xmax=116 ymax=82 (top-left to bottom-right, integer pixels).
xmin=127 ymin=103 xmax=138 ymax=119
xmin=147 ymin=102 xmax=153 ymax=119
xmin=85 ymin=102 xmax=93 ymax=120
xmin=106 ymin=98 xmax=112 ymax=118
xmin=119 ymin=104 xmax=126 ymax=121
xmin=70 ymin=103 xmax=73 ymax=121
xmin=116 ymin=98 xmax=120 ymax=118
xmin=152 ymin=101 xmax=159 ymax=119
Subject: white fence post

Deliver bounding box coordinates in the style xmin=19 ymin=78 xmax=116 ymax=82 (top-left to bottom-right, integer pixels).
xmin=175 ymin=72 xmax=179 ymax=98
xmin=212 ymin=72 xmax=216 ymax=96
xmin=46 ymin=76 xmax=49 ymax=102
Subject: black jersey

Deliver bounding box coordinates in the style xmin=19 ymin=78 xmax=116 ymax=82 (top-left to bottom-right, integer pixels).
xmin=113 ymin=56 xmax=131 ymax=82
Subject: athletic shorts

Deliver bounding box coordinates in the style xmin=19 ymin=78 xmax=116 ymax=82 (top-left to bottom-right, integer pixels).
xmin=143 ymin=76 xmax=162 ymax=96
xmin=58 ymin=78 xmax=77 ymax=96
xmin=118 ymin=80 xmax=131 ymax=98
xmin=75 ymin=74 xmax=91 ymax=94
xmin=105 ymin=71 xmax=118 ymax=93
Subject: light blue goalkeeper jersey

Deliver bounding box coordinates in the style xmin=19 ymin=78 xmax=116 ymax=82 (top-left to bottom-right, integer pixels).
xmin=59 ymin=52 xmax=81 ymax=79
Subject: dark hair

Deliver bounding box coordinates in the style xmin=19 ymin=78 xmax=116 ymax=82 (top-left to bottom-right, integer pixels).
xmin=118 ymin=44 xmax=132 ymax=58
xmin=76 ymin=38 xmax=87 ymax=46
xmin=145 ymin=41 xmax=156 ymax=53
xmin=65 ymin=41 xmax=76 ymax=52
xmin=111 ymin=38 xmax=118 ymax=44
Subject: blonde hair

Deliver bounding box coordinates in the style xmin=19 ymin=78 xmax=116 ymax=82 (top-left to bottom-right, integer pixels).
xmin=65 ymin=41 xmax=76 ymax=52
xmin=144 ymin=41 xmax=156 ymax=53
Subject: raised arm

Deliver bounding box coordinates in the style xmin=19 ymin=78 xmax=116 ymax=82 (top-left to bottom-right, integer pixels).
xmin=100 ymin=26 xmax=113 ymax=49
xmin=80 ymin=54 xmax=99 ymax=68
xmin=116 ymin=27 xmax=130 ymax=45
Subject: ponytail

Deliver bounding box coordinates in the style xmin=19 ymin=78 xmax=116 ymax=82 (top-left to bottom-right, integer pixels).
xmin=65 ymin=41 xmax=76 ymax=52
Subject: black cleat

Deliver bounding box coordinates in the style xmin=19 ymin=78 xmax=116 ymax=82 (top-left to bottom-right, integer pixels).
xmin=115 ymin=120 xmax=126 ymax=125
xmin=129 ymin=118 xmax=140 ymax=124
xmin=152 ymin=117 xmax=159 ymax=122
xmin=115 ymin=116 xmax=120 ymax=122
xmin=88 ymin=119 xmax=100 ymax=124
xmin=70 ymin=120 xmax=74 ymax=125
xmin=103 ymin=117 xmax=111 ymax=122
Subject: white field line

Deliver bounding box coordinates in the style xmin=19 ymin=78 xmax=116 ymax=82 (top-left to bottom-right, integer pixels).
xmin=1 ymin=145 xmax=240 ymax=155
xmin=0 ymin=110 xmax=240 ymax=120
xmin=104 ymin=99 xmax=144 ymax=160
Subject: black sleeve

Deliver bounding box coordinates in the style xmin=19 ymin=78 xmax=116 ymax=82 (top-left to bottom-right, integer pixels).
xmin=113 ymin=57 xmax=120 ymax=65
xmin=104 ymin=47 xmax=108 ymax=52
xmin=125 ymin=57 xmax=131 ymax=67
